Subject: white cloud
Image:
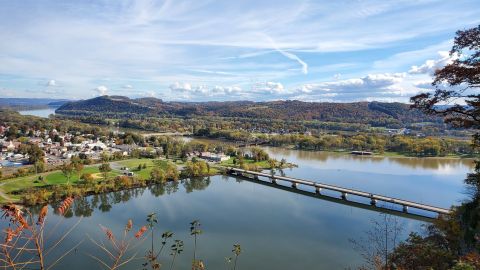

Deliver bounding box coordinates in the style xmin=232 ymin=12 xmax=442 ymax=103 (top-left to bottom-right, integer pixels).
xmin=170 ymin=82 xmax=242 ymax=97
xmin=1 ymin=0 xmax=479 ymax=101
xmin=299 ymin=73 xmax=405 ymax=93
xmin=94 ymin=85 xmax=108 ymax=96
xmin=372 ymin=39 xmax=453 ymax=72
xmin=408 ymin=51 xmax=458 ymax=75
xmin=253 ymin=81 xmax=285 ymax=94
xmin=293 ymin=73 xmax=408 ymax=101
xmin=46 ymin=79 xmax=56 ymax=87
xmin=212 ymin=85 xmax=242 ymax=94
xmin=141 ymin=90 xmax=156 ymax=97
xmin=413 ymin=80 xmax=434 ymax=89
xmin=169 ymin=82 xmax=192 ymax=92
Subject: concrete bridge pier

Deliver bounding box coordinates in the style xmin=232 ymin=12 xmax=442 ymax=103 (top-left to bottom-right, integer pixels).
xmin=315 ymin=187 xmax=322 ymax=194
xmin=341 ymin=192 xmax=348 ymax=200
xmin=253 ymin=175 xmax=259 ymax=180
xmin=370 ymin=198 xmax=378 ymax=206
xmin=292 ymin=182 xmax=298 ymax=189
xmin=403 ymin=205 xmax=409 ymax=213
xmin=271 ymin=177 xmax=277 ymax=184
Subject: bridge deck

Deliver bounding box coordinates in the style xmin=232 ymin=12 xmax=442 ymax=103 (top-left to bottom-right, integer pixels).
xmin=227 ymin=167 xmax=451 ymax=215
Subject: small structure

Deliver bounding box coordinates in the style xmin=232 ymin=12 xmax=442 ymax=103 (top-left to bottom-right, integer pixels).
xmin=200 ymin=152 xmax=230 ymax=162
xmin=122 ymin=168 xmax=134 ymax=177
xmin=351 ymin=151 xmax=373 ymax=156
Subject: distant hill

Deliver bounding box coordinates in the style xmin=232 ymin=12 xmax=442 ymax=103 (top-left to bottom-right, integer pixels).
xmin=56 ymin=95 xmax=441 ymax=127
xmin=0 ymin=98 xmax=72 ymax=110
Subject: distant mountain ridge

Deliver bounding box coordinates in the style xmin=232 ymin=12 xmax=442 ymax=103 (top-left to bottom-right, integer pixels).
xmin=56 ymin=95 xmax=440 ymax=126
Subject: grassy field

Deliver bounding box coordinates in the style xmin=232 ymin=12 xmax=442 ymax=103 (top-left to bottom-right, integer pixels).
xmin=0 ymin=157 xmax=216 ymax=204
xmin=0 ymin=158 xmax=184 ymax=200
xmin=1 ymin=165 xmax=121 ymax=194
xmin=220 ymin=158 xmax=271 ymax=168
xmin=115 ymin=158 xmax=174 ymax=180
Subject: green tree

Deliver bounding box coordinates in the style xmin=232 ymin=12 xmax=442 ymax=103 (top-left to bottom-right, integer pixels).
xmin=80 ymin=173 xmax=95 ymax=185
xmin=150 ymin=167 xmax=166 ymax=183
xmin=61 ymin=162 xmax=74 ymax=184
xmin=27 ymin=144 xmax=45 ymax=174
xmin=99 ymin=163 xmax=111 ymax=181
xmin=71 ymin=156 xmax=84 ymax=178
xmin=101 ymin=152 xmax=110 ymax=163
xmin=34 ymin=161 xmax=45 ymax=174
xmin=268 ymin=159 xmax=277 ymax=169
xmin=165 ymin=162 xmax=179 ymax=181
xmin=250 ymin=147 xmax=269 ymax=162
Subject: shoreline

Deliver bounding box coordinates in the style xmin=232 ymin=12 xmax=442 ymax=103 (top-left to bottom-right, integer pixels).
xmin=0 ymin=156 xmax=292 ymax=206
xmin=186 ymin=135 xmax=477 ymax=160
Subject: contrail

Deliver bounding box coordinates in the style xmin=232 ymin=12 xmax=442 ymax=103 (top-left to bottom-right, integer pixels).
xmin=265 ymin=35 xmax=308 ymax=74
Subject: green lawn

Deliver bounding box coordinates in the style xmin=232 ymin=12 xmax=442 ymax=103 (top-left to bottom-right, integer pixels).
xmin=45 ymin=166 xmax=119 ymax=184
xmin=0 ymin=158 xmax=182 ymax=203
xmin=1 ymin=165 xmax=120 ymax=194
xmin=221 ymin=158 xmax=270 ymax=168
xmin=1 ymin=174 xmax=47 ymax=193
xmin=116 ymin=158 xmax=171 ymax=180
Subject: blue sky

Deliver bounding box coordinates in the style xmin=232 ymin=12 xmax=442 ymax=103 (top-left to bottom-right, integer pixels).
xmin=0 ymin=0 xmax=479 ymax=102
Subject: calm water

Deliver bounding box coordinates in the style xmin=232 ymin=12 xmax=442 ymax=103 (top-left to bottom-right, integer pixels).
xmin=2 ymin=146 xmax=474 ymax=269
xmin=0 ymin=160 xmax=23 ymax=167
xmin=18 ymin=107 xmax=57 ymax=118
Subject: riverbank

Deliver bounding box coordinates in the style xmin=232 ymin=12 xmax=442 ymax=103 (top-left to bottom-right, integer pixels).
xmin=0 ymin=155 xmax=292 ymax=205
xmin=178 ymin=133 xmax=474 ymax=159
xmin=186 ymin=136 xmax=477 ymax=160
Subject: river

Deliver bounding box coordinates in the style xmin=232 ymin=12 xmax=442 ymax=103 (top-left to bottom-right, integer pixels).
xmin=2 ymin=140 xmax=474 ymax=269
xmin=18 ymin=107 xmax=57 ymax=118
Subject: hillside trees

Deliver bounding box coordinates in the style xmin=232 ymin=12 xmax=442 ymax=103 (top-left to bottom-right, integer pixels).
xmin=388 ymin=25 xmax=480 ymax=268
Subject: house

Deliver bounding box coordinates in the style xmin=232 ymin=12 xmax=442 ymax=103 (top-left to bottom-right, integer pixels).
xmin=200 ymin=152 xmax=230 ymax=162
xmin=113 ymin=144 xmax=137 ymax=153
xmin=6 ymin=141 xmax=18 ymax=152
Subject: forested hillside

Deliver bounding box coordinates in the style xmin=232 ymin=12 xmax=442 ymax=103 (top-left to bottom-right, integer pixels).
xmin=57 ymin=96 xmax=441 ymax=128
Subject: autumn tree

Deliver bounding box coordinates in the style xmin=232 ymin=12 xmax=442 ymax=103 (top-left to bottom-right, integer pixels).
xmin=401 ymin=24 xmax=480 ymax=263
xmin=99 ymin=163 xmax=112 ymax=181
xmin=150 ymin=167 xmax=166 ymax=183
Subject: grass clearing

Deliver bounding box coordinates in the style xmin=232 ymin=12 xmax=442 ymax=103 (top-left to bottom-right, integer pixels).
xmin=1 ymin=164 xmax=120 ymax=194
xmin=220 ymin=158 xmax=270 ymax=168
xmin=116 ymin=158 xmax=170 ymax=180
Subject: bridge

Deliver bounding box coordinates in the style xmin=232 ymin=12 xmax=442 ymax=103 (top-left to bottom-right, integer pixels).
xmin=226 ymin=167 xmax=451 ymax=218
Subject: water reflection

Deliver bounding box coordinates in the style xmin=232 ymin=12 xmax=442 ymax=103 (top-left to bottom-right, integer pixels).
xmin=182 ymin=137 xmax=474 ymax=170
xmin=8 ymin=145 xmax=472 ymax=269
xmin=11 ymin=171 xmax=455 ymax=270
xmin=264 ymin=146 xmax=474 ymax=171
xmin=40 ymin=179 xmax=212 ymax=217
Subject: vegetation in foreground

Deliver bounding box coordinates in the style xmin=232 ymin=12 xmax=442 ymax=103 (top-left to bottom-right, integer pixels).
xmin=0 ymin=203 xmax=242 ymax=270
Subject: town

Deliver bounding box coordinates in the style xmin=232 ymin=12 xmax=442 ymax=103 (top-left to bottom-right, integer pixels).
xmin=0 ymin=123 xmax=230 ymax=174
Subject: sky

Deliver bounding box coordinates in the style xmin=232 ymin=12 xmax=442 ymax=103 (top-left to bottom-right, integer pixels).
xmin=0 ymin=0 xmax=479 ymax=102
